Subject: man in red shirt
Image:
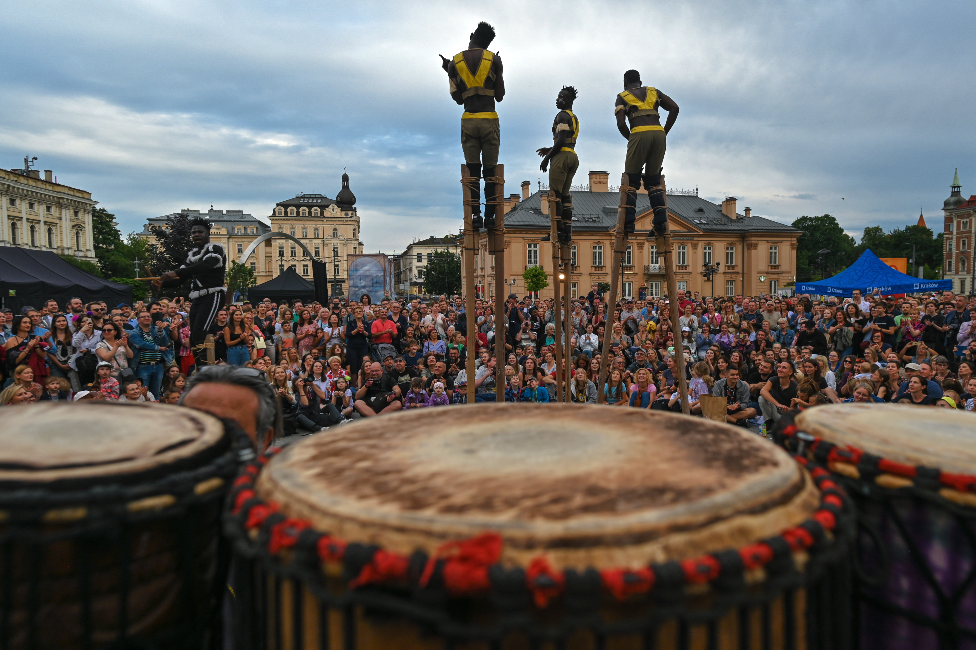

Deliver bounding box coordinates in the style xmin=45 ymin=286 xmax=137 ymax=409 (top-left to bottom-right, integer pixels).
xmin=370 ymin=307 xmax=398 ymax=360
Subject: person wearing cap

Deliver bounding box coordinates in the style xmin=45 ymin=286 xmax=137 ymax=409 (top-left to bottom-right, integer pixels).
xmin=795 ymin=318 xmax=828 ymax=356
xmin=520 ymin=375 xmax=550 ymax=402
xmin=85 ymin=360 xmax=120 ymax=400
xmin=627 ymin=348 xmax=653 ymax=374
xmin=898 ymin=362 xmax=943 ymax=400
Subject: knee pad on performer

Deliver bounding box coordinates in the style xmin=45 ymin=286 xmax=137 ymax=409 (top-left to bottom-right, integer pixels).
xmin=483 ymin=166 xmax=496 ymax=222
xmin=648 ymin=187 xmax=667 ymax=227
xmin=643 ymin=173 xmax=662 ymax=190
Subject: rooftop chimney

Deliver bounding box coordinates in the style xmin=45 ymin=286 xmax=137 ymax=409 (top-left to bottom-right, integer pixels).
xmin=44 ymin=170 xmax=53 ymax=182
xmin=521 ymin=181 xmax=531 ymax=200
xmin=509 ymin=193 xmax=520 ymax=204
xmin=744 ymin=207 xmax=751 ymax=218
xmin=722 ymin=197 xmax=738 ymax=219
xmin=540 ymin=192 xmax=549 ymax=215
xmin=588 ymin=171 xmax=609 ymax=193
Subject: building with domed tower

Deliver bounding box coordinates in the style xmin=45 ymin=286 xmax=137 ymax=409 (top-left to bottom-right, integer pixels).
xmin=942 ymin=169 xmax=976 ymax=295
xmin=265 ymin=172 xmax=364 ymax=296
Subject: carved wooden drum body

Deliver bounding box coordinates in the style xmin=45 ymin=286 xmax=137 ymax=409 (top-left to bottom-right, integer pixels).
xmin=227 ymin=404 xmax=854 ymax=650
xmin=0 ymin=402 xmax=244 ymax=650
xmin=776 ymin=404 xmax=976 ymax=650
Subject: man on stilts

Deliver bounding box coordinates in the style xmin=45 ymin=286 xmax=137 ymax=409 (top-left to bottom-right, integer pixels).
xmin=441 ymin=22 xmax=508 ymax=402
xmin=155 ymin=216 xmax=227 ymax=367
xmin=538 ymin=86 xmax=580 ymax=401
xmin=614 ymin=69 xmax=678 ymax=238
xmin=538 ymin=86 xmax=579 ymax=245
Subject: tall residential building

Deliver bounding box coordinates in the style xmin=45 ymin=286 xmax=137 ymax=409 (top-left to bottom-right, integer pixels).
xmin=942 ymin=169 xmax=976 ymax=294
xmin=465 ymin=171 xmax=800 ymax=300
xmin=0 ymin=162 xmax=97 ymax=261
xmin=266 ymin=173 xmax=363 ymax=297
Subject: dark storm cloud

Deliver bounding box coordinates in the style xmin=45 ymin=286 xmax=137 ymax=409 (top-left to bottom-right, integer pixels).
xmin=0 ymin=0 xmax=972 ymax=250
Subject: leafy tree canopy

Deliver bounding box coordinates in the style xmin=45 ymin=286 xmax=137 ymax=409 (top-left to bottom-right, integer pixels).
xmin=419 ymin=250 xmax=461 ymax=296
xmin=791 ymin=214 xmax=857 ymax=281
xmin=147 ymin=212 xmax=195 ymax=297
xmin=522 ymin=265 xmax=550 ymax=293
xmin=855 ymin=224 xmax=943 ymax=280
xmin=228 ymin=260 xmax=257 ymax=298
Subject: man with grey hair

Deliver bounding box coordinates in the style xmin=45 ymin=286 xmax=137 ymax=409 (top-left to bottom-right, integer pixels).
xmin=179 ymin=365 xmax=281 ymax=452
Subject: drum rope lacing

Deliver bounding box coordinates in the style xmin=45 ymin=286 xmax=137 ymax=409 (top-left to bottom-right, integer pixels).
xmin=772 ymin=412 xmax=976 ymax=647
xmin=772 ymin=412 xmax=976 ymax=505
xmin=228 ymin=446 xmax=852 ymax=608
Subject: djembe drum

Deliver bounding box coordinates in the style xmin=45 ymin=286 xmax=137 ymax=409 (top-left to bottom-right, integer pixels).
xmin=227 ymin=404 xmax=854 ymax=650
xmin=774 ymin=404 xmax=976 ymax=650
xmin=0 ymin=402 xmax=247 ymax=650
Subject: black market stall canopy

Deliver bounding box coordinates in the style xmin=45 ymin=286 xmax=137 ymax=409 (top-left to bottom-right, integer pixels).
xmin=247 ymin=266 xmax=316 ymax=304
xmin=0 ymin=246 xmax=133 ymax=313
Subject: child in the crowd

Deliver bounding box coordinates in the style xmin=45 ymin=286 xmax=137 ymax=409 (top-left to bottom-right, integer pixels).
xmin=426 ymin=381 xmax=451 ymax=407
xmin=162 ymin=389 xmax=182 ymax=404
xmin=91 ymin=361 xmax=120 ymax=400
xmin=40 ymin=376 xmax=71 ymax=402
xmin=275 ymin=321 xmax=296 ymax=358
xmin=329 ymin=376 xmax=354 ymax=419
xmin=402 ymin=377 xmax=429 ymax=409
xmin=403 ymin=340 xmax=423 ymax=368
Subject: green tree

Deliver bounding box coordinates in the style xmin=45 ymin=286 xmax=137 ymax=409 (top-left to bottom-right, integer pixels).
xmin=522 ymin=265 xmax=550 ymax=293
xmin=419 ymin=250 xmax=461 ymax=296
xmin=791 ymin=214 xmax=857 ymax=281
xmin=227 ymin=260 xmax=257 ymax=299
xmin=146 ymin=212 xmax=195 ymax=297
xmin=60 ymin=255 xmax=104 ymax=278
xmin=854 ymin=224 xmax=943 ymax=279
xmin=109 ymin=277 xmax=150 ymax=301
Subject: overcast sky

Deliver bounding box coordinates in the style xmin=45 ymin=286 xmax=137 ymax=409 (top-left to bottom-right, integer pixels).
xmin=1 ymin=0 xmax=972 ymax=253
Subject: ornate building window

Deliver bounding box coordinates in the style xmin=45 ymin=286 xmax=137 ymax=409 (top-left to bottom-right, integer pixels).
xmin=726 ymin=280 xmax=735 ymax=296
xmin=769 ymin=245 xmax=779 ymax=266
xmin=314 ymin=228 xmax=319 ymax=238
xmin=302 ymin=228 xmax=308 ymax=238
xmin=290 ymin=246 xmax=297 ymax=257
xmin=333 ymin=228 xmax=338 ymax=238
xmin=703 ymin=245 xmax=713 ymax=265
xmin=47 ymin=227 xmax=54 ymax=248
xmin=624 ymin=245 xmax=633 ymax=266
xmin=75 ymin=230 xmax=82 ymax=251
xmin=352 ymin=228 xmax=357 ymax=238
xmin=237 ymin=243 xmax=244 ymax=254
xmin=314 ymin=246 xmax=320 ymax=257
xmin=30 ymin=225 xmax=36 ymax=246
xmin=676 ymin=245 xmax=687 ymax=266
xmin=726 ymin=245 xmax=736 ymax=266
xmin=290 ymin=227 xmax=296 ymax=236
xmin=312 ymin=207 xmax=320 ymax=216
xmin=303 ymin=264 xmax=309 ymax=275
xmin=526 ymin=243 xmax=539 ymax=267
xmin=649 ymin=245 xmax=658 ymax=265
xmin=10 ymin=224 xmax=17 ymax=245
xmin=592 ymin=245 xmax=604 ymax=267
xmin=288 ymin=207 xmax=296 ymax=216
xmin=276 ymin=207 xmax=284 ymax=216
xmin=300 ymin=208 xmax=308 ymax=217
xmin=571 ymin=245 xmax=577 ymax=266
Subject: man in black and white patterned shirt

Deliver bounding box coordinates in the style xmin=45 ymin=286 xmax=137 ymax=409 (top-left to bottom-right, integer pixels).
xmin=155 ymin=216 xmax=226 ymax=364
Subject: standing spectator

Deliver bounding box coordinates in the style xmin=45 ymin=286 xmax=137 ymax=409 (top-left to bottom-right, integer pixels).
xmin=95 ymin=323 xmax=133 ymax=377
xmin=128 ymin=310 xmax=170 ymax=399
xmin=223 ymin=310 xmax=251 ymax=366
xmin=345 ymin=306 xmax=372 ymax=382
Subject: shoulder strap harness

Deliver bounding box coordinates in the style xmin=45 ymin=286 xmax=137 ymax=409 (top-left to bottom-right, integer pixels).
xmin=619 ymin=87 xmax=660 ymax=118
xmin=453 ymin=50 xmax=496 ymax=99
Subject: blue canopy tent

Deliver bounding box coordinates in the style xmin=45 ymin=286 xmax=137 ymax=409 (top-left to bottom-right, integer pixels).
xmin=796 ymin=249 xmax=951 ymax=296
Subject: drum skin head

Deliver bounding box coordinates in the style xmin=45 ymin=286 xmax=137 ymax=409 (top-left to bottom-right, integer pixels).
xmin=0 ymin=402 xmax=225 ymax=485
xmin=259 ymin=404 xmax=819 ymax=570
xmin=796 ymin=403 xmax=976 ymax=476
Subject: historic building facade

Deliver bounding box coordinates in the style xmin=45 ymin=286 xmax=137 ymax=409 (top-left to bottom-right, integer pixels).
xmin=139 ymin=208 xmax=271 ymax=279
xmin=265 ymin=173 xmax=363 ymax=297
xmin=394 ymin=236 xmax=462 ymax=296
xmin=942 ymin=169 xmax=976 ymax=295
xmin=466 ymin=171 xmax=800 ymax=301
xmin=0 ymin=164 xmax=97 ymax=261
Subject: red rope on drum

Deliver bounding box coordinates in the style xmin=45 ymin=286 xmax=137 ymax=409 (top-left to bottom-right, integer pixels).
xmin=349 ymin=549 xmax=411 ymax=588
xmin=600 ymin=568 xmax=655 ymax=600
xmin=776 ymin=418 xmax=976 ymax=495
xmin=231 ymin=447 xmax=850 ymax=608
xmin=419 ymin=532 xmax=502 ymax=594
xmin=525 ymin=557 xmax=566 ymax=608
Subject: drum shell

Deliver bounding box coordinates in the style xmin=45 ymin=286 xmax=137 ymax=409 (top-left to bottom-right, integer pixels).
xmin=0 ymin=402 xmax=244 ymax=650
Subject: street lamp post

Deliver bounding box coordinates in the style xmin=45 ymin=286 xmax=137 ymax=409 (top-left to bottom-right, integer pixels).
xmin=332 ymin=245 xmax=340 ymax=299
xmin=817 ymin=249 xmax=831 ymax=281
xmin=278 ymin=246 xmax=284 ymax=275
xmin=702 ymin=261 xmax=721 ymax=298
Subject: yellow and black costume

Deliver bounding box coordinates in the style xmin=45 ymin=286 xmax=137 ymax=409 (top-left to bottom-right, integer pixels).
xmin=615 ymin=86 xmax=667 ymax=234
xmin=446 ymin=22 xmax=505 ymax=230
xmin=549 ymin=109 xmax=579 ymax=243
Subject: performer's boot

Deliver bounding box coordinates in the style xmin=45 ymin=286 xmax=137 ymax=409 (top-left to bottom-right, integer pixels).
xmin=645 ymin=173 xmax=669 ymax=239
xmin=622 ymin=173 xmax=641 ymax=235
xmin=483 ymin=165 xmax=496 ymax=230
xmin=466 ymin=163 xmax=483 ymax=230
xmin=192 ymin=344 xmax=210 ymax=368
xmin=559 ymin=194 xmax=573 ymax=244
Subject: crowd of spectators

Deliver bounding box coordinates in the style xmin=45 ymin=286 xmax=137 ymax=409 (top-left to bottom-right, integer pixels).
xmin=3 ymin=286 xmax=975 ymax=434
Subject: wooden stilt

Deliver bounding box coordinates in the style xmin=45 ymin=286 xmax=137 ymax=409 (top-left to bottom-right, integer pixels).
xmin=597 ymin=173 xmax=631 ymax=403
xmin=563 ymin=244 xmax=572 ymax=402
xmin=461 ymin=165 xmax=478 ymax=405
xmin=658 ymin=176 xmax=690 ymax=415
xmin=487 ymin=165 xmax=506 ymax=402
xmin=550 ymin=192 xmax=564 ymax=402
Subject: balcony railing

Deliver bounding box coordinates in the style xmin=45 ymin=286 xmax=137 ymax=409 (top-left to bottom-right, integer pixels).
xmin=644 ymin=263 xmax=663 ymax=274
